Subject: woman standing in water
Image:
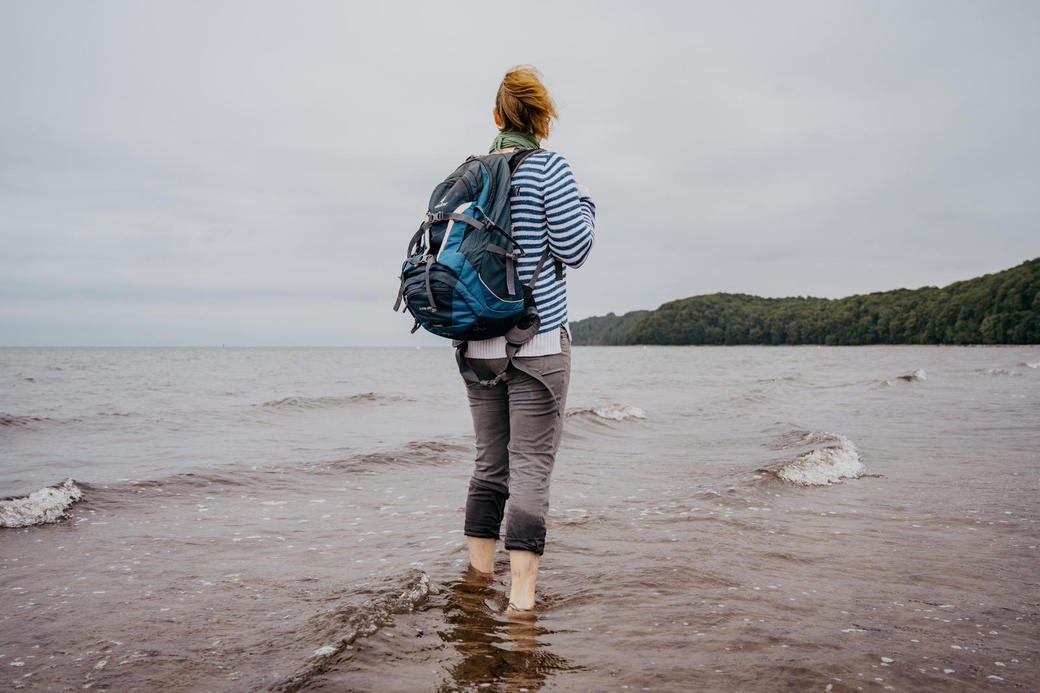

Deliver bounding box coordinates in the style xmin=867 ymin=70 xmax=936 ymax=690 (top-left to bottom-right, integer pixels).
xmin=461 ymin=65 xmax=596 ymax=613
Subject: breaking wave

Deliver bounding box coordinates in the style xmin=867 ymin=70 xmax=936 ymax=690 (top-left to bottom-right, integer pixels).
xmin=0 ymin=478 xmax=84 ymax=528
xmin=261 ymin=392 xmax=414 ymax=409
xmin=565 ymin=404 xmax=646 ymax=422
xmin=1022 ymin=361 xmax=1039 ymax=369
xmin=760 ymin=430 xmax=865 ymax=486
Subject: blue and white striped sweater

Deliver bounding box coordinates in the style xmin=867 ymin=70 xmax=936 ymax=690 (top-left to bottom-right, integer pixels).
xmin=467 ymin=149 xmax=596 ymax=359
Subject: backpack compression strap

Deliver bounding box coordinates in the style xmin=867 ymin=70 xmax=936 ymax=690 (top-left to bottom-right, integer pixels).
xmin=393 ymin=210 xmax=495 ymax=314
xmin=455 ymin=338 xmax=562 ymax=411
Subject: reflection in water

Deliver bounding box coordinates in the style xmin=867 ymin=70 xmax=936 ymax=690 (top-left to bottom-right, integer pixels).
xmin=437 ymin=567 xmax=572 ymax=692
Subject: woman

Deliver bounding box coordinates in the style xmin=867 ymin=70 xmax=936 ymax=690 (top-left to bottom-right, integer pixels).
xmin=462 ymin=65 xmax=596 ymax=613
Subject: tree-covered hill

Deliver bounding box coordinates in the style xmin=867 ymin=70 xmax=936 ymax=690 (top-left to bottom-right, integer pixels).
xmin=570 ymin=258 xmax=1039 ymax=345
xmin=568 ymin=310 xmax=651 ymax=346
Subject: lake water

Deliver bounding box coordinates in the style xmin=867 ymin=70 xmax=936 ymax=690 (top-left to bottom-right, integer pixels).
xmin=1 ymin=345 xmax=1038 ymax=691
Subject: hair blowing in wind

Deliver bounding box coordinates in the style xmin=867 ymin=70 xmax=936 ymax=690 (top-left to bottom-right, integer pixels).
xmin=495 ymin=65 xmax=558 ymax=140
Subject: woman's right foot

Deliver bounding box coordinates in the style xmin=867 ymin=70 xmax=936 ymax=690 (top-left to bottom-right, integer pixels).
xmin=505 ymin=601 xmax=537 ymax=620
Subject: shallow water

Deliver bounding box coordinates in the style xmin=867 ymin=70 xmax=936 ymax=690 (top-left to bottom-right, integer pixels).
xmin=1 ymin=345 xmax=1038 ymax=691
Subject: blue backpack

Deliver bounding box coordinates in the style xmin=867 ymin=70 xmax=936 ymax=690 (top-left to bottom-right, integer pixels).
xmin=394 ymin=148 xmax=560 ymax=344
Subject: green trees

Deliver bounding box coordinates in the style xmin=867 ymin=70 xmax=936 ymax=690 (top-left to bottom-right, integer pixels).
xmin=568 ymin=310 xmax=651 ymax=345
xmin=570 ymin=258 xmax=1040 ymax=345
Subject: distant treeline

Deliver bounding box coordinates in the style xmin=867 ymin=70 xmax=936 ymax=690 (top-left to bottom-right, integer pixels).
xmin=570 ymin=258 xmax=1039 ymax=345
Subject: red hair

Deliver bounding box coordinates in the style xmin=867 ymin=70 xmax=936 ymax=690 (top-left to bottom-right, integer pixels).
xmin=495 ymin=65 xmax=558 ymax=140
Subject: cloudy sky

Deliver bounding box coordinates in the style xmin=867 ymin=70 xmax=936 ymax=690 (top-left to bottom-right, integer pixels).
xmin=2 ymin=0 xmax=1037 ymax=346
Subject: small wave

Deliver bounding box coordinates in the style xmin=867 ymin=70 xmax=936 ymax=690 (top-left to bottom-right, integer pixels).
xmin=305 ymin=440 xmax=469 ymax=476
xmin=0 ymin=413 xmax=82 ymax=429
xmin=1023 ymin=361 xmax=1039 ymax=369
xmin=736 ymin=388 xmax=769 ymax=404
xmin=61 ymin=438 xmax=470 ymax=499
xmin=896 ymin=369 xmax=926 ymax=382
xmin=565 ymin=404 xmax=646 ymax=422
xmin=553 ymin=508 xmax=607 ymax=527
xmin=273 ymin=571 xmax=430 ymax=693
xmin=755 ymin=375 xmax=800 ymax=384
xmin=762 ymin=431 xmax=865 ymax=486
xmin=261 ymin=392 xmax=413 ymax=409
xmin=0 ymin=479 xmax=84 ymax=528
xmin=972 ymin=368 xmax=1020 ymax=377
xmin=0 ymin=413 xmax=47 ymax=428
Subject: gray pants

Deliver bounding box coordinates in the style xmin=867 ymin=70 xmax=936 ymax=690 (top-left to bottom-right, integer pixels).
xmin=463 ymin=330 xmax=570 ymax=555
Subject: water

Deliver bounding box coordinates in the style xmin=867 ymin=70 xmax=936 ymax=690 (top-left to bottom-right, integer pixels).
xmin=1 ymin=345 xmax=1038 ymax=691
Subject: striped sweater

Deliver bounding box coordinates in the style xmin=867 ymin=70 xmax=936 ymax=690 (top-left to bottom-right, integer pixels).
xmin=467 ymin=149 xmax=596 ymax=359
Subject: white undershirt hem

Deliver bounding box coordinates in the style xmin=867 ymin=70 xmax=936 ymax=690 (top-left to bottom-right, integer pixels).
xmin=465 ymin=325 xmax=566 ymax=359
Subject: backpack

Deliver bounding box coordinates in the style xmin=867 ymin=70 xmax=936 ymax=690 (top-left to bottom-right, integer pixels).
xmin=393 ymin=148 xmax=560 ymax=344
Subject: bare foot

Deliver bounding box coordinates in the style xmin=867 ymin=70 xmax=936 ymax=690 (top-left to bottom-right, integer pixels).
xmin=505 ymin=601 xmax=537 ymax=620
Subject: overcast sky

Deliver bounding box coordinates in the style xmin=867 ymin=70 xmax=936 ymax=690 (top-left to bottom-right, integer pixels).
xmin=2 ymin=0 xmax=1037 ymax=346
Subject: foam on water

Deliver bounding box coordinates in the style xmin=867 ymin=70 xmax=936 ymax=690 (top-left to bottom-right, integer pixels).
xmin=0 ymin=478 xmax=83 ymax=528
xmin=566 ymin=404 xmax=646 ymax=421
xmin=775 ymin=432 xmax=866 ymax=486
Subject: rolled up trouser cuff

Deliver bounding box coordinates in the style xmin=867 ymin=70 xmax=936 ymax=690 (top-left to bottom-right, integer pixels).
xmin=503 ymin=536 xmax=546 ymax=555
xmin=503 ymin=506 xmax=547 ymax=555
xmin=464 ymin=478 xmax=508 ymax=540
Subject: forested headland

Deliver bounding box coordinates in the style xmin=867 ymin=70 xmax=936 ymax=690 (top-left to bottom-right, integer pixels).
xmin=570 ymin=258 xmax=1039 ymax=345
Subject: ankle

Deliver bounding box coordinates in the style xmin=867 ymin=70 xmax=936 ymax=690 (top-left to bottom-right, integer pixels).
xmin=467 ymin=537 xmax=497 ymax=573
xmin=507 ymin=591 xmax=535 ymax=610
xmin=466 ymin=563 xmax=494 ymax=580
xmin=505 ymin=595 xmax=536 ymax=611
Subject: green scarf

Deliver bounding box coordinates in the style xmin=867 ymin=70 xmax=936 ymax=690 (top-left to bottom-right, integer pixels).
xmin=489 ymin=130 xmax=540 ymax=153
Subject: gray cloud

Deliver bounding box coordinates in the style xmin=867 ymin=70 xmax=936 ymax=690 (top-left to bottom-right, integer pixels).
xmin=1 ymin=0 xmax=1038 ymax=345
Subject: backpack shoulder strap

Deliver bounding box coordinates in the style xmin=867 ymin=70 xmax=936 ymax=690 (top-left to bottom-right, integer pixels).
xmin=506 ymin=148 xmax=563 ymax=280
xmin=507 ymin=147 xmax=543 ymax=174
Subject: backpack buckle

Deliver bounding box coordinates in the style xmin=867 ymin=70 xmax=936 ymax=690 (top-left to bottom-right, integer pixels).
xmin=474 ymin=207 xmax=500 ymax=230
